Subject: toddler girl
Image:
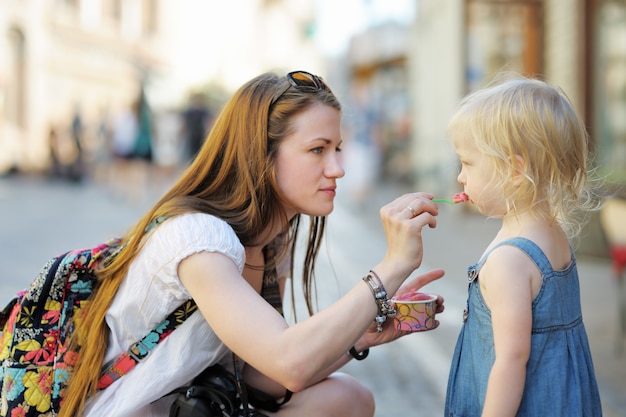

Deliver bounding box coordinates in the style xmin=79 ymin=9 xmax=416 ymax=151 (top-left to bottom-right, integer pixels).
xmin=444 ymin=73 xmax=603 ymax=416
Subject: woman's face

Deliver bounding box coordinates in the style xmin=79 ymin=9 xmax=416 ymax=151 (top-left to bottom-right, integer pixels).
xmin=275 ymin=102 xmax=344 ymax=218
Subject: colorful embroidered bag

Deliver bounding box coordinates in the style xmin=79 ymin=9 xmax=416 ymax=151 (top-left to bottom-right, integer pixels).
xmin=0 ymin=238 xmax=197 ymax=416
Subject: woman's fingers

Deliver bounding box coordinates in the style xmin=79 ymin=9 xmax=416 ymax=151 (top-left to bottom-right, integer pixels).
xmin=380 ymin=194 xmax=439 ymax=271
xmin=398 ymin=269 xmax=445 ymax=293
xmin=381 ymin=192 xmax=437 ymax=219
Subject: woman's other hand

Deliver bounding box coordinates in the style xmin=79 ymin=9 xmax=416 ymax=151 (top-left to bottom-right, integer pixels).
xmin=358 ymin=268 xmax=445 ymax=349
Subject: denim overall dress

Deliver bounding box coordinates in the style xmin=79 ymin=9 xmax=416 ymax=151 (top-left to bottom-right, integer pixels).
xmin=445 ymin=237 xmax=602 ymax=416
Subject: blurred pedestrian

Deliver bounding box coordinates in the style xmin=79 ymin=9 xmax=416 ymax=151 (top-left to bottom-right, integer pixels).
xmin=342 ymin=80 xmax=382 ymax=208
xmin=445 ymin=73 xmax=603 ymax=416
xmin=112 ymin=103 xmax=138 ymax=162
xmin=129 ymin=85 xmax=155 ymax=202
xmin=46 ymin=107 xmax=85 ymax=183
xmin=67 ymin=104 xmax=85 ymax=182
xmin=46 ymin=126 xmax=62 ymax=178
xmin=91 ymin=106 xmax=114 ymax=185
xmin=133 ymin=85 xmax=153 ymax=163
xmin=56 ymin=71 xmax=444 ymax=417
xmin=110 ymin=101 xmax=139 ymax=199
xmin=106 ymin=85 xmax=156 ymax=203
xmin=151 ymin=108 xmax=183 ymax=185
xmin=181 ymin=92 xmax=212 ymax=160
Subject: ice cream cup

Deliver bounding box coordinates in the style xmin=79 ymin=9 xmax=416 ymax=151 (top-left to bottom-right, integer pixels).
xmin=392 ymin=293 xmax=438 ymax=332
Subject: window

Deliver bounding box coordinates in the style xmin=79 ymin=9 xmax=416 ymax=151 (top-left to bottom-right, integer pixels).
xmin=465 ymin=0 xmax=543 ymax=91
xmin=594 ymin=0 xmax=626 ymax=185
xmin=106 ymin=0 xmax=122 ymax=22
xmin=5 ymin=28 xmax=26 ymax=128
xmin=143 ymin=0 xmax=158 ymax=34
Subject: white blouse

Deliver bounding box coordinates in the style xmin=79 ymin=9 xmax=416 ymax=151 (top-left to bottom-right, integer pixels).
xmin=84 ymin=213 xmax=245 ymax=417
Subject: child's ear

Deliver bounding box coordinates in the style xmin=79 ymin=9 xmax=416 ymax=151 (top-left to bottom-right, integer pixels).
xmin=512 ymin=155 xmax=526 ymax=185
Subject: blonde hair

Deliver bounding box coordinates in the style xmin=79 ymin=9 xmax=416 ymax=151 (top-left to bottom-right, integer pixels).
xmin=448 ymin=72 xmax=600 ymax=237
xmin=60 ymin=72 xmax=341 ymax=416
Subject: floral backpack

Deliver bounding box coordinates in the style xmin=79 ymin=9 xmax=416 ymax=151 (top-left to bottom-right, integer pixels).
xmin=0 ymin=238 xmax=197 ymax=416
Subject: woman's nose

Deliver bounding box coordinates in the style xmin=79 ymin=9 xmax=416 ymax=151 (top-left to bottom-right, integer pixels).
xmin=327 ymin=154 xmax=345 ymax=178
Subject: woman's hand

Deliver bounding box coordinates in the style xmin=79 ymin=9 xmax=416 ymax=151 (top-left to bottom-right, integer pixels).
xmin=356 ymin=268 xmax=446 ymax=350
xmin=378 ymin=193 xmax=439 ymax=280
xmin=396 ymin=269 xmax=446 ymax=303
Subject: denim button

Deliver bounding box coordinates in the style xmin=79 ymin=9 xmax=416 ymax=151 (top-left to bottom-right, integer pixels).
xmin=467 ymin=267 xmax=478 ymax=282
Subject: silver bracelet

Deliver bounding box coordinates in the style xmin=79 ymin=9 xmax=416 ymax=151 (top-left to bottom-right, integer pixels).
xmin=369 ymin=270 xmax=397 ymax=318
xmin=362 ymin=271 xmax=396 ymax=332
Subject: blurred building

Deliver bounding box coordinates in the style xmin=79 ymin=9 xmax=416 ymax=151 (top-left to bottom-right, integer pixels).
xmin=409 ymin=0 xmax=626 ymax=201
xmin=335 ymin=0 xmax=624 ymax=255
xmin=0 ymin=0 xmax=177 ymax=174
xmin=346 ymin=22 xmax=412 ymax=183
xmin=0 ymin=0 xmax=322 ymax=175
xmin=406 ymin=0 xmax=625 ymax=256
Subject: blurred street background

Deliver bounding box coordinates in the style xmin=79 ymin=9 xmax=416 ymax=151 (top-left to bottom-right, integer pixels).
xmin=1 ymin=0 xmax=626 ymax=415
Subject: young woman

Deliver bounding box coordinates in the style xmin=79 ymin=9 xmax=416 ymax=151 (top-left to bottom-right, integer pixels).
xmin=57 ymin=71 xmax=444 ymax=416
xmin=444 ymin=73 xmax=603 ymax=416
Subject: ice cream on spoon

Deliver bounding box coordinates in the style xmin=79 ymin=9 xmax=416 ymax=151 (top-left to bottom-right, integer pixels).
xmin=432 ymin=191 xmax=469 ymax=205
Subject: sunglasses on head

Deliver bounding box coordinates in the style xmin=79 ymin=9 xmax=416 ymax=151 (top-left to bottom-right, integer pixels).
xmin=270 ymin=70 xmax=329 ymax=106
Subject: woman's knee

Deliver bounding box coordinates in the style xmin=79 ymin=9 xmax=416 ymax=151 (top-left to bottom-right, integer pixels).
xmin=272 ymin=372 xmax=374 ymax=417
xmin=313 ymin=373 xmax=375 ymax=417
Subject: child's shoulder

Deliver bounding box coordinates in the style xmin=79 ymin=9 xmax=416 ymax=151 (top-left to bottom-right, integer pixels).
xmin=479 ymin=237 xmax=550 ymax=302
xmin=481 ymin=238 xmax=540 ymax=275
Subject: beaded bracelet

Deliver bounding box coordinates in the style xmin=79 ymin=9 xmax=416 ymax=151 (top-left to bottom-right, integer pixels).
xmin=362 ymin=270 xmax=397 ymax=332
xmin=368 ymin=270 xmax=397 ymax=317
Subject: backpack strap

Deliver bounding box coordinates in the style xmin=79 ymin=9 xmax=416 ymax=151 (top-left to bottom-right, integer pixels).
xmin=96 ymin=216 xmax=186 ymax=390
xmin=97 ymin=299 xmax=198 ymax=390
xmin=97 ymin=230 xmax=284 ymax=391
xmin=96 ymin=214 xmax=177 ymax=389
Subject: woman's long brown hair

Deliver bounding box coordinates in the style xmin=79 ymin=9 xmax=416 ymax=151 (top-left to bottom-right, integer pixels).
xmin=59 ymin=72 xmax=341 ymax=416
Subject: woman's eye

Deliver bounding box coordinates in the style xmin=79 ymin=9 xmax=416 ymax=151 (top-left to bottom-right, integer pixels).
xmin=311 ymin=147 xmax=323 ymax=154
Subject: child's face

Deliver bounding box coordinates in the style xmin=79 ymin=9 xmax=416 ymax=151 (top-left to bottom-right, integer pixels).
xmin=453 ymin=134 xmax=506 ymax=217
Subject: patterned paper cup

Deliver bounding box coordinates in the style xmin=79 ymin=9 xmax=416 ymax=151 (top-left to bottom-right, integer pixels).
xmin=392 ymin=293 xmax=438 ymax=332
